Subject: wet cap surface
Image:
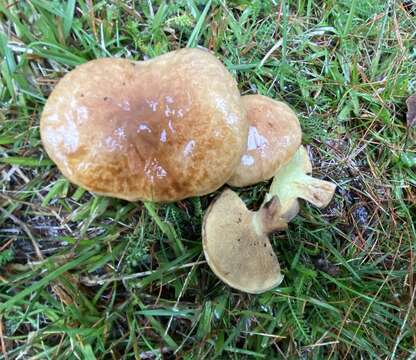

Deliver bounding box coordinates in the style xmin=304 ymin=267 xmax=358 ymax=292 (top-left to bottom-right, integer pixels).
xmin=228 ymin=95 xmax=302 ymax=187
xmin=41 ymin=48 xmax=247 ymax=202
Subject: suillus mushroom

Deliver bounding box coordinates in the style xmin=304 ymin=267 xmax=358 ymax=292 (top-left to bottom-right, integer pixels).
xmin=40 ymin=48 xmax=247 ymax=202
xmin=202 ymin=189 xmax=287 ymax=293
xmin=227 ymin=94 xmax=302 ymax=188
xmin=203 ymin=94 xmax=336 ymax=293
xmin=228 ymin=94 xmax=336 ymax=220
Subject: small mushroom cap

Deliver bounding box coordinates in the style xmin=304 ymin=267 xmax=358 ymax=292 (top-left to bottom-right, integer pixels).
xmin=228 ymin=95 xmax=302 ymax=187
xmin=202 ymin=189 xmax=284 ymax=294
xmin=41 ymin=48 xmax=247 ymax=202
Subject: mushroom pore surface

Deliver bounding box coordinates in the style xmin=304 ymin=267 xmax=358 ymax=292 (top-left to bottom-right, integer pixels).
xmin=41 ymin=48 xmax=247 ymax=202
xmin=202 ymin=189 xmax=285 ymax=293
xmin=227 ymin=95 xmax=302 ymax=187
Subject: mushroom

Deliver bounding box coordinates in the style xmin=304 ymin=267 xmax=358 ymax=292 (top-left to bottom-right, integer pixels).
xmin=228 ymin=94 xmax=336 ymax=220
xmin=40 ymin=48 xmax=247 ymax=202
xmin=228 ymin=95 xmax=302 ymax=188
xmin=203 ymin=95 xmax=336 ymax=293
xmin=202 ymin=189 xmax=287 ymax=293
xmin=264 ymin=146 xmax=336 ymax=221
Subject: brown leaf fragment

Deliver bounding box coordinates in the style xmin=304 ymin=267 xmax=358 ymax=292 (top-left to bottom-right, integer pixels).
xmin=406 ymin=93 xmax=416 ymax=128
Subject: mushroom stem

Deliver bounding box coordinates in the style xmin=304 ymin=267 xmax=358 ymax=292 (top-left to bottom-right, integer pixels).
xmin=252 ymin=196 xmax=288 ymax=236
xmin=264 ymin=146 xmax=336 ymax=221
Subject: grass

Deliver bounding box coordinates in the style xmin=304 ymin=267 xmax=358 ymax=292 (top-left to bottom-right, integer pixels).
xmin=0 ymin=0 xmax=415 ymax=358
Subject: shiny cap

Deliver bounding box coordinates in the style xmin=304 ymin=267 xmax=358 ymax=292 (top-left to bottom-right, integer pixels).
xmin=228 ymin=95 xmax=302 ymax=187
xmin=41 ymin=48 xmax=247 ymax=202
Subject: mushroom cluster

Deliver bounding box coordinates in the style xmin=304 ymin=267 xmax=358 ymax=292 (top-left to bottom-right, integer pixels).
xmin=203 ymin=95 xmax=336 ymax=293
xmin=41 ymin=48 xmax=335 ymax=294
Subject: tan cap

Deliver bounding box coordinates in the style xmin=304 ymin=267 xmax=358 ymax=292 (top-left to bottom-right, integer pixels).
xmin=203 ymin=189 xmax=287 ymax=293
xmin=41 ymin=48 xmax=247 ymax=202
xmin=228 ymin=95 xmax=302 ymax=187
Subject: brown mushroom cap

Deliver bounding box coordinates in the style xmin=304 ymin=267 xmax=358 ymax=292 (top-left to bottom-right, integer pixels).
xmin=41 ymin=48 xmax=247 ymax=202
xmin=227 ymin=95 xmax=302 ymax=187
xmin=202 ymin=189 xmax=287 ymax=293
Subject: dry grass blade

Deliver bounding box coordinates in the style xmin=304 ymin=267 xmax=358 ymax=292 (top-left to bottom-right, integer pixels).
xmin=0 ymin=207 xmax=43 ymax=261
xmin=0 ymin=316 xmax=8 ymax=360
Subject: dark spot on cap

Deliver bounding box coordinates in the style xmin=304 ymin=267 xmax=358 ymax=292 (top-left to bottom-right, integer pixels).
xmin=269 ymin=252 xmax=273 ymax=257
xmin=122 ymin=82 xmax=126 ymax=86
xmin=263 ymin=243 xmax=267 ymax=247
xmin=104 ymin=96 xmax=108 ymax=101
xmin=237 ymin=238 xmax=240 ymax=242
xmin=80 ymin=93 xmax=84 ymax=97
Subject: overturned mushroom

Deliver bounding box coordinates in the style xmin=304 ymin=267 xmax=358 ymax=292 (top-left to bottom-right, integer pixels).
xmin=202 ymin=189 xmax=286 ymax=293
xmin=41 ymin=48 xmax=247 ymax=202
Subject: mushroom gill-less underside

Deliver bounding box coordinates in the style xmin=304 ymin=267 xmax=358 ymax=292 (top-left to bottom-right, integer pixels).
xmin=203 ymin=190 xmax=286 ymax=294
